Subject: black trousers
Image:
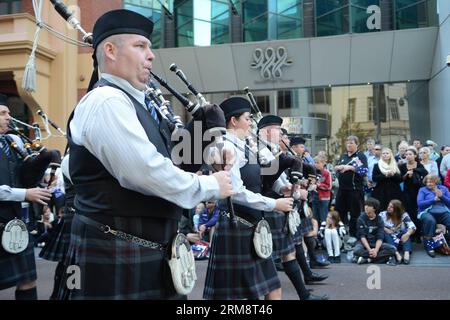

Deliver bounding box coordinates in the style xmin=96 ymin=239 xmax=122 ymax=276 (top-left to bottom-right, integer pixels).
xmin=335 ymin=189 xmax=363 ymax=237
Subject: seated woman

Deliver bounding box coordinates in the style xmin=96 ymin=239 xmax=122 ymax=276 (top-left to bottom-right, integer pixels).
xmin=417 ymin=174 xmax=450 ymax=257
xmin=379 ymin=200 xmax=416 ymax=264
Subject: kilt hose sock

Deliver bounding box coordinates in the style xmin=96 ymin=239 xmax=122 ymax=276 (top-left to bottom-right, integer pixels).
xmin=295 ymin=244 xmax=313 ymax=278
xmin=15 ymin=286 xmax=37 ymax=300
xmin=282 ymin=259 xmax=309 ymax=300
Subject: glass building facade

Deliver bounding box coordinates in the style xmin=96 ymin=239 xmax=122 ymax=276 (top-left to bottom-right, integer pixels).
xmin=121 ymin=0 xmax=437 ymax=156
xmin=124 ymin=0 xmax=439 ymax=48
xmin=197 ymin=81 xmax=429 ymax=156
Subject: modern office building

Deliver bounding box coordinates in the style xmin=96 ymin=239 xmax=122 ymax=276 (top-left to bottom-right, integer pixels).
xmin=0 ymin=0 xmax=449 ymax=155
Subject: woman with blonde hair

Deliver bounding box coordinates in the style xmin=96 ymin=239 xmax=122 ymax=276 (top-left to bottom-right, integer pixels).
xmin=372 ymin=148 xmax=403 ymax=211
xmin=419 ymin=147 xmax=439 ymax=176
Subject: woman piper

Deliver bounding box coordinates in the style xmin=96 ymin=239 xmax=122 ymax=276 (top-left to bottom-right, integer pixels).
xmin=203 ymin=97 xmax=293 ymax=300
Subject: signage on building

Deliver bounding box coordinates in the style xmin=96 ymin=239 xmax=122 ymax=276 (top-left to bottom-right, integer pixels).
xmin=250 ymin=46 xmax=293 ymax=82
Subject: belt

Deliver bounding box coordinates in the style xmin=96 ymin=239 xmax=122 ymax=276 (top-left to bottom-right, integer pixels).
xmin=220 ymin=211 xmax=254 ymax=228
xmin=76 ymin=214 xmax=166 ymax=252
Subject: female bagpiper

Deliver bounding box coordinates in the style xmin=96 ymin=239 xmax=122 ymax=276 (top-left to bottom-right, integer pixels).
xmin=203 ymin=97 xmax=293 ymax=300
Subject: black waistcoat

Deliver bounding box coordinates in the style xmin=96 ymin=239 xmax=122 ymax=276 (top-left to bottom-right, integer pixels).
xmin=68 ymin=80 xmax=182 ymax=221
xmin=0 ymin=138 xmax=22 ymax=222
xmin=233 ymin=141 xmax=263 ymax=223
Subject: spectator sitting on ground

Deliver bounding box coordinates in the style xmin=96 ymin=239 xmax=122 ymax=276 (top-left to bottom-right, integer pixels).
xmin=353 ymin=198 xmax=396 ymax=265
xmin=417 ymin=174 xmax=450 ymax=257
xmin=379 ymin=200 xmax=416 ymax=265
xmin=198 ymin=200 xmax=219 ymax=244
xmin=178 ymin=203 xmax=205 ymax=243
xmin=33 ymin=205 xmax=57 ymax=247
xmin=318 ymin=211 xmax=346 ymax=263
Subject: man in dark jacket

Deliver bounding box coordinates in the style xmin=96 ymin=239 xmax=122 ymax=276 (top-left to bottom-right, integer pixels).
xmin=334 ymin=136 xmax=368 ymax=237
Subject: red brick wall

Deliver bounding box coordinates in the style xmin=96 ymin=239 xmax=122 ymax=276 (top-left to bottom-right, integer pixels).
xmin=78 ymin=0 xmax=123 ymax=53
xmin=21 ymin=0 xmax=34 ymax=15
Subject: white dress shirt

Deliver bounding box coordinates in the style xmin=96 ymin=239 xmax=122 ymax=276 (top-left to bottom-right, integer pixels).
xmin=0 ymin=134 xmax=27 ymax=202
xmin=69 ymin=73 xmax=219 ymax=209
xmin=225 ymin=132 xmax=276 ymax=211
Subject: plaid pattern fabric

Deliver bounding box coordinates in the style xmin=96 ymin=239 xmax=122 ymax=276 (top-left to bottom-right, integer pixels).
xmin=0 ymin=239 xmax=37 ymax=290
xmin=264 ymin=211 xmax=296 ymax=259
xmin=39 ymin=210 xmax=74 ymax=262
xmin=203 ymin=215 xmax=280 ymax=300
xmin=56 ymin=213 xmax=183 ymax=300
xmin=299 ymin=216 xmax=314 ymax=236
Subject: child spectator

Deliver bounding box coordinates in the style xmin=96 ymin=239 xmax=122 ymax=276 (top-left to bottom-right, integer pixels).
xmin=198 ymin=201 xmax=219 ymax=243
xmin=353 ymin=198 xmax=396 ymax=265
xmin=319 ymin=211 xmax=346 ymax=263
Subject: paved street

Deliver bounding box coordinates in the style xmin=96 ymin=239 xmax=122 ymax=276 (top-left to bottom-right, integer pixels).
xmin=1 ymin=245 xmax=449 ymax=300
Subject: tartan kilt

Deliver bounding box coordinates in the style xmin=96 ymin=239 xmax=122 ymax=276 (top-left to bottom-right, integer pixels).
xmin=264 ymin=211 xmax=295 ymax=259
xmin=299 ymin=217 xmax=314 ymax=236
xmin=203 ymin=214 xmax=280 ymax=300
xmin=56 ymin=213 xmax=183 ymax=300
xmin=0 ymin=238 xmax=37 ymax=290
xmin=39 ymin=210 xmax=74 ymax=262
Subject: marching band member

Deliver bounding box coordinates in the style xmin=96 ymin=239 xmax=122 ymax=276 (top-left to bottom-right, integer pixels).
xmin=58 ymin=9 xmax=233 ymax=300
xmin=258 ymin=117 xmax=328 ymax=300
xmin=203 ymin=97 xmax=293 ymax=300
xmin=0 ymin=93 xmax=52 ymax=300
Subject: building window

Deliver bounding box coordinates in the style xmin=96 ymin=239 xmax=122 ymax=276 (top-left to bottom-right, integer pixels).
xmin=395 ymin=0 xmax=438 ymax=30
xmin=124 ymin=0 xmax=164 ymax=49
xmin=0 ymin=0 xmax=21 ymax=14
xmin=255 ymin=95 xmax=270 ymax=113
xmin=310 ymin=87 xmax=332 ymax=105
xmin=243 ymin=0 xmax=303 ymax=42
xmin=315 ymin=0 xmax=349 ymax=37
xmin=348 ymin=98 xmax=356 ymax=121
xmin=278 ymin=90 xmax=292 ymax=109
xmin=316 ymin=0 xmax=381 ymax=37
xmin=388 ymin=98 xmax=400 ymax=120
xmin=175 ymin=0 xmax=230 ymax=47
xmin=350 ymin=0 xmax=380 ymax=33
xmin=367 ymin=96 xmax=374 ymax=121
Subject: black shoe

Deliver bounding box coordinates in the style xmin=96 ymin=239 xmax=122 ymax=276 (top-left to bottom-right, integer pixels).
xmin=333 ymin=255 xmax=341 ymax=263
xmin=305 ymin=272 xmax=328 ymax=284
xmin=305 ymin=293 xmax=329 ymax=300
xmin=426 ymin=250 xmax=436 ymax=258
xmin=310 ymin=260 xmax=331 ymax=269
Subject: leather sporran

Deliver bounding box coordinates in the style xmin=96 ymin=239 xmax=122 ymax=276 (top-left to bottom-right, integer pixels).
xmin=1 ymin=218 xmax=29 ymax=254
xmin=288 ymin=209 xmax=301 ymax=235
xmin=253 ymin=219 xmax=273 ymax=259
xmin=167 ymin=233 xmax=197 ymax=295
